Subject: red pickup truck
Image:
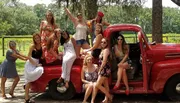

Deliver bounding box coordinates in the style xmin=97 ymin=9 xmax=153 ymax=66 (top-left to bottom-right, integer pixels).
xmin=31 ymin=24 xmax=180 ymax=101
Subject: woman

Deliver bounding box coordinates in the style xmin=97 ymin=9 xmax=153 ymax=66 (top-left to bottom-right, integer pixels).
xmin=112 ymin=34 xmax=130 ymax=95
xmin=44 ymin=28 xmax=61 ymax=63
xmin=84 ymin=23 xmax=103 ymax=58
xmin=64 ymin=8 xmax=90 ymax=57
xmin=24 ymin=33 xmax=44 ymax=103
xmin=0 ymin=41 xmax=28 ymax=99
xmin=91 ymin=38 xmax=113 ymax=103
xmin=40 ymin=10 xmax=58 ymax=57
xmin=88 ymin=11 xmax=110 ymax=42
xmin=57 ymin=31 xmax=77 ymax=89
xmin=81 ymin=54 xmax=98 ymax=103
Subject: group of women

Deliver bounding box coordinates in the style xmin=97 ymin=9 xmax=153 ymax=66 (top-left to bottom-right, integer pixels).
xmin=0 ymin=7 xmax=132 ymax=103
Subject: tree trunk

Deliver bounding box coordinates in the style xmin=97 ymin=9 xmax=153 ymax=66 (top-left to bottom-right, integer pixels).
xmin=85 ymin=0 xmax=98 ymax=19
xmin=152 ymin=0 xmax=162 ymax=43
xmin=85 ymin=0 xmax=98 ymax=45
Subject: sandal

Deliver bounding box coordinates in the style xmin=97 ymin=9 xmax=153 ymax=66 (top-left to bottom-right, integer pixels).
xmin=25 ymin=99 xmax=35 ymax=103
xmin=57 ymin=77 xmax=63 ymax=83
xmin=2 ymin=95 xmax=7 ymax=99
xmin=9 ymin=92 xmax=16 ymax=98
xmin=109 ymin=94 xmax=114 ymax=103
xmin=113 ymin=84 xmax=120 ymax=91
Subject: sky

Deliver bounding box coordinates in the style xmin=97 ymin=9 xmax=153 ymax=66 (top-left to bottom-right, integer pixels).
xmin=19 ymin=0 xmax=179 ymax=8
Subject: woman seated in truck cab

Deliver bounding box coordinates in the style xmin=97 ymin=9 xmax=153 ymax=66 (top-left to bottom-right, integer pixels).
xmin=112 ymin=33 xmax=131 ymax=95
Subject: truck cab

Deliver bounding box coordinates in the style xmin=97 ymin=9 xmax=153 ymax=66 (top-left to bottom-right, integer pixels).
xmin=31 ymin=24 xmax=180 ymax=101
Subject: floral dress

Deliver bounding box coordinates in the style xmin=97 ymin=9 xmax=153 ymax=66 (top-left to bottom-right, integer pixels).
xmin=98 ymin=53 xmax=111 ymax=77
xmin=40 ymin=21 xmax=56 ymax=52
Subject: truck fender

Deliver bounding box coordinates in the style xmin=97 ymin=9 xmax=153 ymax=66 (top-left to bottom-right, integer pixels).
xmin=150 ymin=59 xmax=180 ymax=93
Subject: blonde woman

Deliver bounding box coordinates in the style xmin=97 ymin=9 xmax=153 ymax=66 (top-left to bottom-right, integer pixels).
xmin=64 ymin=8 xmax=90 ymax=57
xmin=81 ymin=54 xmax=98 ymax=103
xmin=40 ymin=10 xmax=58 ymax=58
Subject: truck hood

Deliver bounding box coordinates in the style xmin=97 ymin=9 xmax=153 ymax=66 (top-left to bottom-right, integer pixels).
xmin=151 ymin=43 xmax=180 ymax=50
xmin=147 ymin=43 xmax=180 ymax=62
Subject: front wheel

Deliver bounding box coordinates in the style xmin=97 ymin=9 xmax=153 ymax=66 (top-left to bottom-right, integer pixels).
xmin=48 ymin=79 xmax=76 ymax=100
xmin=165 ymin=74 xmax=180 ymax=101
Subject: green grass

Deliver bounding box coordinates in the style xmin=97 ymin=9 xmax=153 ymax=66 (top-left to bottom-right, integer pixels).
xmin=0 ymin=33 xmax=180 ymax=74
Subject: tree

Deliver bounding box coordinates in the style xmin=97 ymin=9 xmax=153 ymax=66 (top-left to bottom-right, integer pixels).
xmin=152 ymin=0 xmax=162 ymax=43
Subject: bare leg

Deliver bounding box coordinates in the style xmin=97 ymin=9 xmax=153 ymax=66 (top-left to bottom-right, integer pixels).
xmin=76 ymin=45 xmax=81 ymax=57
xmin=82 ymin=43 xmax=90 ymax=49
xmin=25 ymin=83 xmax=30 ymax=100
xmin=65 ymin=81 xmax=69 ymax=88
xmin=95 ymin=76 xmax=112 ymax=101
xmin=83 ymin=83 xmax=93 ymax=103
xmin=115 ymin=67 xmax=123 ymax=86
xmin=102 ymin=79 xmax=109 ymax=103
xmin=122 ymin=69 xmax=129 ymax=90
xmin=9 ymin=76 xmax=19 ymax=97
xmin=1 ymin=77 xmax=7 ymax=98
xmin=91 ymin=83 xmax=98 ymax=103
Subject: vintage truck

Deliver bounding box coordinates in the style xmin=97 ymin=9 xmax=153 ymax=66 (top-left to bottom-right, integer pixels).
xmin=31 ymin=24 xmax=180 ymax=101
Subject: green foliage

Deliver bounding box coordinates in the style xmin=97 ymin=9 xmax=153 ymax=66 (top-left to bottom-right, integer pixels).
xmin=0 ymin=0 xmax=180 ymax=36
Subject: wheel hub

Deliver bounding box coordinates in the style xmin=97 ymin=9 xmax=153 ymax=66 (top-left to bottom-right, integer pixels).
xmin=176 ymin=83 xmax=180 ymax=94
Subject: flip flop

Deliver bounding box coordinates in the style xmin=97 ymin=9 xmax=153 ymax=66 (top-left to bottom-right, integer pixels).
xmin=2 ymin=95 xmax=7 ymax=99
xmin=9 ymin=93 xmax=16 ymax=98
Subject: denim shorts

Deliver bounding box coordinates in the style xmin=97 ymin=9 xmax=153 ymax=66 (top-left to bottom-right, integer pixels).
xmin=76 ymin=39 xmax=87 ymax=45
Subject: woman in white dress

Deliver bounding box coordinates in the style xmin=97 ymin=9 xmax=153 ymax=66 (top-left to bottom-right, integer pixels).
xmin=64 ymin=8 xmax=90 ymax=57
xmin=57 ymin=31 xmax=77 ymax=89
xmin=24 ymin=33 xmax=44 ymax=103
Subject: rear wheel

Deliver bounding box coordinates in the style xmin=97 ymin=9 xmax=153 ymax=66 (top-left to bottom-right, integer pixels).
xmin=48 ymin=79 xmax=76 ymax=100
xmin=165 ymin=74 xmax=180 ymax=101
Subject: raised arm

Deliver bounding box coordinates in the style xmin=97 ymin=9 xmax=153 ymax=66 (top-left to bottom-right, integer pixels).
xmin=64 ymin=8 xmax=77 ymax=25
xmin=102 ymin=21 xmax=110 ymax=26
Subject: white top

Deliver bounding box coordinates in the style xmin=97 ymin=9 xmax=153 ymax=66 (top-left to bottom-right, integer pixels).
xmin=93 ymin=37 xmax=101 ymax=49
xmin=63 ymin=39 xmax=76 ymax=56
xmin=73 ymin=24 xmax=87 ymax=40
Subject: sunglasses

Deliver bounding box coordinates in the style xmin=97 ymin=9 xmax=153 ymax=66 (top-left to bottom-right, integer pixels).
xmin=101 ymin=41 xmax=107 ymax=44
xmin=117 ymin=38 xmax=123 ymax=41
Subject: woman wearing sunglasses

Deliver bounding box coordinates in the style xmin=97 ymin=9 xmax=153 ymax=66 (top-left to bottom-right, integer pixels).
xmin=112 ymin=34 xmax=130 ymax=95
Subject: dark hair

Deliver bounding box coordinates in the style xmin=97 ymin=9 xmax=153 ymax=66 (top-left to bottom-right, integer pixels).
xmin=117 ymin=33 xmax=128 ymax=53
xmin=96 ymin=18 xmax=102 ymax=23
xmin=60 ymin=30 xmax=70 ymax=45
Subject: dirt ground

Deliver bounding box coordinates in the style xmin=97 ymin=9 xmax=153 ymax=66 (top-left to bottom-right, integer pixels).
xmin=0 ymin=75 xmax=176 ymax=103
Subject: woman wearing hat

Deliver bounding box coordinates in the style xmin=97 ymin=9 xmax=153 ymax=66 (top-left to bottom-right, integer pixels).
xmin=64 ymin=8 xmax=90 ymax=58
xmin=88 ymin=11 xmax=110 ymax=43
xmin=0 ymin=41 xmax=28 ymax=99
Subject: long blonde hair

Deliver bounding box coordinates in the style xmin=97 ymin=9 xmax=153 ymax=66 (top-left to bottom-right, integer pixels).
xmin=83 ymin=54 xmax=92 ymax=66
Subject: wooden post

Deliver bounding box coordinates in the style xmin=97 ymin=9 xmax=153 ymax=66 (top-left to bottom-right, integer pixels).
xmin=2 ymin=36 xmax=4 ymax=56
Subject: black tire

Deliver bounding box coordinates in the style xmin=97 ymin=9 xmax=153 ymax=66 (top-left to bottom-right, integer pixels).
xmin=48 ymin=79 xmax=76 ymax=100
xmin=165 ymin=74 xmax=180 ymax=101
